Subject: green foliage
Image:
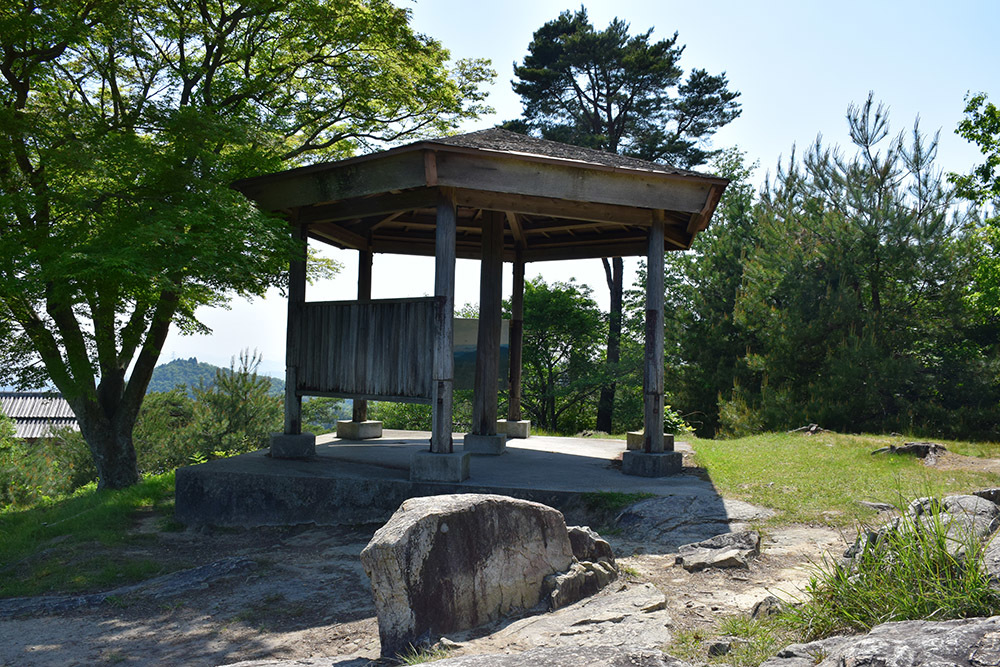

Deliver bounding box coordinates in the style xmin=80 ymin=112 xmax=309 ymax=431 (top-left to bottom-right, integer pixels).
xmin=521 ymin=278 xmax=605 ymax=432
xmin=301 ymin=397 xmax=350 ymax=435
xmin=369 ymin=390 xmax=475 ymax=433
xmin=510 ymin=7 xmax=740 ymax=167
xmin=715 ymin=615 xmax=795 ymax=667
xmin=181 ymin=352 xmax=283 ymax=461
xmin=790 ymin=507 xmax=1000 ymax=640
xmin=0 ymin=426 xmax=96 ymax=509
xmin=721 ymin=95 xmax=998 ymax=439
xmin=0 ymin=0 xmax=492 ymax=489
xmin=951 ymin=92 xmax=1000 ymax=319
xmin=0 ymin=472 xmax=177 ymax=597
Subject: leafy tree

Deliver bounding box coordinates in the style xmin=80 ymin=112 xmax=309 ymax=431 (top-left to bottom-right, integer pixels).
xmin=520 ymin=277 xmax=604 ymax=432
xmin=951 ymin=92 xmax=1000 ymax=318
xmin=509 ymin=7 xmax=740 ymax=432
xmin=0 ymin=0 xmax=492 ymax=489
xmin=723 ymin=95 xmax=996 ymax=437
xmin=302 ymin=397 xmax=349 ymax=434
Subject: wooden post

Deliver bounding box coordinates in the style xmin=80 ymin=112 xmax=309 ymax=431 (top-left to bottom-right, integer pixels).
xmin=353 ymin=249 xmax=372 ymax=423
xmin=430 ymin=189 xmax=457 ymax=453
xmin=472 ymin=210 xmax=504 ymax=435
xmin=284 ymin=221 xmax=308 ymax=435
xmin=643 ymin=213 xmax=665 ymax=453
xmin=508 ymin=249 xmax=525 ymax=422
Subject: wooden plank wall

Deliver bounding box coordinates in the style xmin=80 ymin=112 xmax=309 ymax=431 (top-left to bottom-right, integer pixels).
xmin=298 ymin=298 xmax=435 ymax=401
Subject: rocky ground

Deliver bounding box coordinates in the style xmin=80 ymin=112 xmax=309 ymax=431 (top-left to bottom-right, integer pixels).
xmin=1 ymin=446 xmax=995 ymax=667
xmin=0 ymin=499 xmax=847 ymax=667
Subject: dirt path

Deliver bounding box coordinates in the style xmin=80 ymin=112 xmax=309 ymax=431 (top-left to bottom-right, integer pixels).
xmin=0 ymin=514 xmax=848 ymax=667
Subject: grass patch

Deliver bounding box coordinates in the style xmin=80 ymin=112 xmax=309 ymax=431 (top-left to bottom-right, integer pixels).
xmin=716 ymin=615 xmax=796 ymax=667
xmin=787 ymin=507 xmax=1000 ymax=640
xmin=0 ymin=471 xmax=178 ymax=598
xmin=396 ymin=645 xmax=451 ymax=664
xmin=580 ymin=491 xmax=655 ymax=513
xmin=690 ymin=433 xmax=1000 ymax=525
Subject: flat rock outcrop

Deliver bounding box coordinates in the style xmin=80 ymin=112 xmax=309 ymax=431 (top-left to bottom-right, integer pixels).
xmin=616 ymin=495 xmax=775 ymax=548
xmin=360 ymin=494 xmax=574 ymax=657
xmin=427 ymin=645 xmax=693 ymax=666
xmin=762 ymin=616 xmax=1000 ymax=666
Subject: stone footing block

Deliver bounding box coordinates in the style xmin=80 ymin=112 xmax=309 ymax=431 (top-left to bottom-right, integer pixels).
xmin=269 ymin=432 xmax=316 ymax=459
xmin=626 ymin=431 xmax=675 ymax=451
xmin=409 ymin=451 xmax=470 ymax=482
xmin=464 ymin=433 xmax=507 ymax=455
xmin=497 ymin=419 xmax=531 ymax=439
xmin=337 ymin=420 xmax=383 ymax=440
xmin=622 ymin=450 xmax=683 ymax=477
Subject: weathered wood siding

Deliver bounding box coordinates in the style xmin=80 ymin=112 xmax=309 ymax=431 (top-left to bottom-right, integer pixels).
xmin=298 ymin=298 xmax=435 ymax=402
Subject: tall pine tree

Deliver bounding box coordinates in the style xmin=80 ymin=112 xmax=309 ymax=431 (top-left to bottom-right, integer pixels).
xmin=509 ymin=7 xmax=740 ymax=432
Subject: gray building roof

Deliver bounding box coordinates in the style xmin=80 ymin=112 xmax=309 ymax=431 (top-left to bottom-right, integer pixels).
xmin=0 ymin=392 xmax=79 ymax=440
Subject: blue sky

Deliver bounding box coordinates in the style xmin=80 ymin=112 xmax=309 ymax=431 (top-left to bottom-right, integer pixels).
xmin=159 ymin=0 xmax=1000 ymax=375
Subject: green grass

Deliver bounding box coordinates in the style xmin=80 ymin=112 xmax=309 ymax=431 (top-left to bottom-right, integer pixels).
xmin=787 ymin=507 xmax=1000 ymax=640
xmin=690 ymin=433 xmax=1000 ymax=525
xmin=0 ymin=472 xmax=178 ymax=598
xmin=396 ymin=645 xmax=451 ymax=664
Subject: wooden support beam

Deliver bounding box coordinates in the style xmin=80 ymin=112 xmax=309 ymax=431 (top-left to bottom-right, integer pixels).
xmin=430 ymin=189 xmax=457 ymax=453
xmin=505 ymin=211 xmax=525 ymax=248
xmin=284 ymin=221 xmax=308 ymax=435
xmin=508 ymin=249 xmax=525 ymax=422
xmin=309 ymin=221 xmax=369 ymax=250
xmin=352 ymin=249 xmax=373 ymax=423
xmin=472 ymin=210 xmax=504 ymax=435
xmin=643 ymin=212 xmax=666 ymax=453
xmin=298 ymin=188 xmax=437 ymax=224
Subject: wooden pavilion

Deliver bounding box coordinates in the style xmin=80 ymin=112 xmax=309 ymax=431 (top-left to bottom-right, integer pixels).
xmin=233 ymin=129 xmax=727 ymax=481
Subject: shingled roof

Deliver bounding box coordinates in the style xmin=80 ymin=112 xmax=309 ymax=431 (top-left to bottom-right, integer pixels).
xmin=0 ymin=392 xmax=78 ymax=440
xmin=430 ymin=128 xmax=705 ymax=178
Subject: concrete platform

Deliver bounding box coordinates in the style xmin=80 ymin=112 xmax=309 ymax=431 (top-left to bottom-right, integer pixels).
xmin=175 ymin=430 xmax=702 ymax=528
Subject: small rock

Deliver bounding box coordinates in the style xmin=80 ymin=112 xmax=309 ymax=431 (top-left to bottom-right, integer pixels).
xmin=676 ymin=530 xmax=761 ymax=572
xmin=858 ymin=500 xmax=895 ymax=512
xmin=973 ymin=488 xmax=1000 ymax=505
xmin=751 ymin=595 xmax=783 ymax=619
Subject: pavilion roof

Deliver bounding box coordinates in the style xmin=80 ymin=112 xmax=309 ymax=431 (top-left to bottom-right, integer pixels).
xmin=234 ymin=128 xmax=728 ymax=262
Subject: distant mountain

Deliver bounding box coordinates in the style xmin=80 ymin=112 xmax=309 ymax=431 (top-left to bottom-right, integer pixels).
xmin=148 ymin=357 xmax=284 ymax=396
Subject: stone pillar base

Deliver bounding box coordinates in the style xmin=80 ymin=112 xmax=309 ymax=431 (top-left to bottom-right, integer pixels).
xmin=497 ymin=419 xmax=531 ymax=439
xmin=463 ymin=433 xmax=507 ymax=455
xmin=269 ymin=432 xmax=316 ymax=459
xmin=626 ymin=432 xmax=675 ymax=451
xmin=410 ymin=450 xmax=470 ymax=482
xmin=336 ymin=420 xmax=383 ymax=440
xmin=622 ymin=450 xmax=683 ymax=477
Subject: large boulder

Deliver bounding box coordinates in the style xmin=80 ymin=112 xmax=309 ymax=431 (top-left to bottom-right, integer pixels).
xmin=762 ymin=616 xmax=1000 ymax=666
xmin=360 ymin=494 xmax=574 ymax=657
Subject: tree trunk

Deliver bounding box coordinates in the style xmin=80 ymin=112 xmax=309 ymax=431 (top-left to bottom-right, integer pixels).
xmin=596 ymin=257 xmax=623 ymax=432
xmin=74 ymin=401 xmax=140 ymax=490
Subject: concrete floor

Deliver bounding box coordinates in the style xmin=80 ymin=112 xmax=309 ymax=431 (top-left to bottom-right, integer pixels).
xmin=174 ymin=430 xmax=713 ymax=527
xmin=315 ymin=429 xmax=703 ymax=495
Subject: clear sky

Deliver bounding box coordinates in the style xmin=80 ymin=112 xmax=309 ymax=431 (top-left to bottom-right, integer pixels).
xmin=158 ymin=0 xmax=1000 ymax=376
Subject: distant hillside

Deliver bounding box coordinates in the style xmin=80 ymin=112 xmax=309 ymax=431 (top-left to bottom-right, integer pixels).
xmin=148 ymin=358 xmax=284 ymax=396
